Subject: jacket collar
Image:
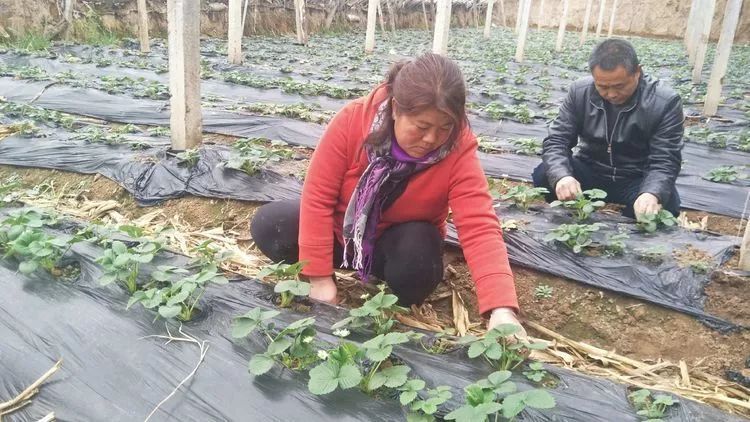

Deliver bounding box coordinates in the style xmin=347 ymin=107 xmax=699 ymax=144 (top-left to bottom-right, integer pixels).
xmin=589 ymin=72 xmax=646 ymax=111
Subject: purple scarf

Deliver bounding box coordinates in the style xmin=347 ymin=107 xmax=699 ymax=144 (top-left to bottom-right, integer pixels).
xmin=341 ymin=101 xmax=454 ymax=280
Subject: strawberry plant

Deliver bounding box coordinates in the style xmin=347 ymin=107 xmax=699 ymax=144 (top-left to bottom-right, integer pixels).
xmin=604 ymin=230 xmax=630 ymax=256
xmin=636 ymin=245 xmax=667 ymax=264
xmin=534 ymin=284 xmax=553 ymax=299
xmin=445 ymin=371 xmax=555 ymax=422
xmin=509 ymin=138 xmax=542 ymax=156
xmin=232 ymin=308 xmax=320 ymax=375
xmin=401 ymin=384 xmax=453 ymax=422
xmin=636 ymin=210 xmax=678 ymax=233
xmin=175 ymin=149 xmax=200 ymax=168
xmin=257 ymin=261 xmax=310 ymax=307
xmin=544 ymin=223 xmax=606 ymax=254
xmin=2 ymin=228 xmax=69 ymax=274
xmin=128 ymin=264 xmax=228 ymax=321
xmin=499 ymin=186 xmax=549 ymax=212
xmin=551 ymin=189 xmax=607 ymax=221
xmin=226 ymin=138 xmax=292 ymax=176
xmin=96 ymin=239 xmax=163 ymax=293
xmin=703 ymin=165 xmax=741 ymax=183
xmin=458 ymin=325 xmax=547 ymax=371
xmin=258 ymin=260 xmax=306 ymax=279
xmin=308 ymin=331 xmax=414 ymax=395
xmin=483 ymin=103 xmax=536 ymax=124
xmin=332 ymin=284 xmax=408 ymax=335
xmin=190 ymin=239 xmax=233 ymax=267
xmin=522 ymin=361 xmax=547 ymax=383
xmin=628 ymin=389 xmax=679 ymax=421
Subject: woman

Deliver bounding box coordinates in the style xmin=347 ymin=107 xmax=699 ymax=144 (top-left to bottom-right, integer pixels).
xmin=251 ymin=53 xmax=523 ymax=333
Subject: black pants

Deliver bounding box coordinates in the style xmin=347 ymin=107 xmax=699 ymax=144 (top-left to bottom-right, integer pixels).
xmin=250 ymin=199 xmax=444 ymax=306
xmin=532 ymin=158 xmax=681 ymax=218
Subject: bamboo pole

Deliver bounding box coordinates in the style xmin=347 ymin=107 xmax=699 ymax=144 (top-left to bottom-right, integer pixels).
xmin=514 ymin=0 xmax=532 ymax=62
xmin=555 ymin=0 xmax=569 ymax=51
xmin=137 ymin=0 xmax=150 ymax=53
xmin=595 ymin=0 xmax=606 ymax=38
xmin=167 ymin=0 xmax=202 ymax=151
xmin=422 ymin=0 xmax=430 ymax=30
xmin=484 ymin=0 xmax=495 ymax=38
xmin=580 ymin=0 xmax=593 ymax=45
xmin=607 ymin=0 xmax=618 ymax=37
xmin=365 ymin=0 xmax=378 ymax=52
xmin=63 ymin=0 xmax=75 ymax=40
xmin=692 ymin=0 xmax=717 ymax=83
xmin=228 ymin=0 xmax=243 ymax=64
xmin=704 ymin=0 xmax=742 ymax=116
xmin=536 ymin=0 xmax=545 ymax=30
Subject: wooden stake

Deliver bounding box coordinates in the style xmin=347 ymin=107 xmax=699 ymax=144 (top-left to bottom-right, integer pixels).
xmin=377 ymin=0 xmax=388 ymax=36
xmin=536 ymin=0 xmax=545 ymax=31
xmin=741 ymin=217 xmax=750 ymax=271
xmin=515 ymin=0 xmax=524 ymax=33
xmin=167 ymin=0 xmax=202 ymax=151
xmin=580 ymin=0 xmax=593 ymax=45
xmin=607 ymin=0 xmax=618 ymax=37
xmin=704 ymin=0 xmax=742 ymax=116
xmin=385 ymin=0 xmax=397 ymax=32
xmin=484 ymin=0 xmax=495 ymax=38
xmin=242 ymin=0 xmax=250 ymax=34
xmin=228 ymin=0 xmax=243 ymax=64
xmin=555 ymin=0 xmax=569 ymax=51
xmin=499 ymin=0 xmax=507 ymax=27
xmin=685 ymin=0 xmax=700 ymax=49
xmin=691 ymin=0 xmax=716 ymax=83
xmin=137 ymin=0 xmax=150 ymax=53
xmin=514 ymin=0 xmax=532 ymax=62
xmin=421 ymin=0 xmax=430 ymax=30
xmin=688 ymin=0 xmax=706 ymax=65
xmin=595 ymin=0 xmax=606 ymax=38
xmin=294 ymin=0 xmax=308 ymax=45
xmin=432 ymin=0 xmax=451 ymax=55
xmin=365 ymin=0 xmax=378 ymax=52
xmin=63 ymin=0 xmax=75 ymax=40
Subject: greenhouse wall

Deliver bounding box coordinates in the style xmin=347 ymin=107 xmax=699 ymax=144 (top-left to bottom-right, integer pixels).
xmin=0 ymin=0 xmax=748 ymax=42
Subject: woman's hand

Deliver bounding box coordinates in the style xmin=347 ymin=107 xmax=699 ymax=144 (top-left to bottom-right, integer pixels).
xmin=308 ymin=275 xmax=338 ymax=304
xmin=488 ymin=307 xmax=528 ymax=343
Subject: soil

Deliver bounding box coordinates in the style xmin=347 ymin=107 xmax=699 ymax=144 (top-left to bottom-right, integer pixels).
xmin=1 ymin=163 xmax=749 ymax=384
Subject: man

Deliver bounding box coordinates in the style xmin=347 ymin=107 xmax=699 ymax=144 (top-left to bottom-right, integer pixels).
xmin=532 ymin=39 xmax=684 ymax=218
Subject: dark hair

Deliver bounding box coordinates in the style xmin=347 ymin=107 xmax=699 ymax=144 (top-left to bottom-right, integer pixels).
xmin=588 ymin=39 xmax=640 ymax=74
xmin=365 ymin=53 xmax=468 ymax=150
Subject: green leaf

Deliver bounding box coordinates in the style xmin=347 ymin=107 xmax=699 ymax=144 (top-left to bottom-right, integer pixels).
xmin=248 ymin=353 xmax=275 ymax=375
xmin=467 ymin=341 xmax=487 ymax=358
xmin=400 ymin=390 xmax=419 ymax=406
xmin=112 ymin=241 xmax=128 ymax=255
xmin=166 ymin=288 xmax=192 ymax=307
xmin=99 ymin=273 xmax=117 ymax=286
xmin=18 ymin=260 xmax=38 ymax=274
xmin=487 ymin=370 xmax=512 ymax=385
xmin=158 ymin=304 xmax=181 ymax=319
xmin=501 ymin=392 xmax=527 ymax=419
xmin=267 ymin=337 xmax=293 ymax=355
xmin=523 ymin=389 xmax=556 ymax=409
xmin=131 ymin=253 xmax=154 ymax=264
xmin=308 ymin=362 xmax=361 ymax=395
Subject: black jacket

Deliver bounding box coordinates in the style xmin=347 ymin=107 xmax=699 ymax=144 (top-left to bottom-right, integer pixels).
xmin=542 ymin=74 xmax=684 ymax=204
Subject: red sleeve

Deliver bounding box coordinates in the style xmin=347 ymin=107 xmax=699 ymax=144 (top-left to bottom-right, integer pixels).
xmin=448 ymin=132 xmax=519 ymax=315
xmin=298 ymin=102 xmax=357 ymax=276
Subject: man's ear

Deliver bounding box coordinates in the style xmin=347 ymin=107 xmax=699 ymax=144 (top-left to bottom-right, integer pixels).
xmin=635 ymin=64 xmax=643 ymax=78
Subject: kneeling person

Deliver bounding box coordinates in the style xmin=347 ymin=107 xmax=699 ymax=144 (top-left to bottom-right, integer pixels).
xmin=533 ymin=39 xmax=684 ymax=218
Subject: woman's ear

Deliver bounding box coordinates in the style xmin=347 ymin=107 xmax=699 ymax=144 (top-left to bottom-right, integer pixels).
xmin=391 ymin=98 xmax=398 ymax=119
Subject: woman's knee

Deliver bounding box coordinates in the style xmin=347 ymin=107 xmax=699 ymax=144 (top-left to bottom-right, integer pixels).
xmin=250 ymin=199 xmax=301 ymax=263
xmin=377 ymin=222 xmax=444 ymax=306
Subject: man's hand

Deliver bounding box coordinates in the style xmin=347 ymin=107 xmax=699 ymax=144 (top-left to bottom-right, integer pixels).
xmin=633 ymin=193 xmax=661 ymax=218
xmin=308 ymin=276 xmax=338 ymax=304
xmin=488 ymin=308 xmax=528 ymax=343
xmin=554 ymin=176 xmax=582 ymax=201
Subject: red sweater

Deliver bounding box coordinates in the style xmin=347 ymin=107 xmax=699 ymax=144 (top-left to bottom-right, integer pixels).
xmin=298 ymin=85 xmax=518 ymax=315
